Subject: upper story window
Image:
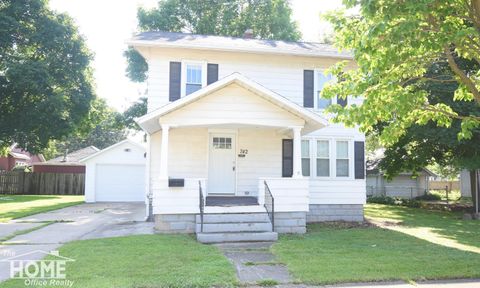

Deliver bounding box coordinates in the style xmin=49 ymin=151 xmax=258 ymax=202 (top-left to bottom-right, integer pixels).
xmin=186 ymin=64 xmax=203 ymax=95
xmin=316 ymin=72 xmax=334 ymax=109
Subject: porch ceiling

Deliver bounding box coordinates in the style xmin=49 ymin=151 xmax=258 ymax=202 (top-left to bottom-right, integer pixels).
xmin=136 ymin=73 xmax=328 ymax=134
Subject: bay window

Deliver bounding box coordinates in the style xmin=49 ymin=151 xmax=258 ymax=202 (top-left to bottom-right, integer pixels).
xmin=301 ymin=140 xmax=310 ymax=176
xmin=316 ymin=140 xmax=330 ymax=177
xmin=336 ymin=140 xmax=349 ymax=177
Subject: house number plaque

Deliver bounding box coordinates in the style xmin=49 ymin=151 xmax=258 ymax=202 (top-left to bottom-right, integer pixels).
xmin=238 ymin=149 xmax=248 ymax=158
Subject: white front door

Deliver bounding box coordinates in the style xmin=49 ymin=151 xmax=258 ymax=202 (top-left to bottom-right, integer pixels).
xmin=208 ymin=133 xmax=236 ymax=194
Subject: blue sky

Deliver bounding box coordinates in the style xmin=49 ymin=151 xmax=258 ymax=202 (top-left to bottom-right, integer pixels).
xmin=49 ymin=0 xmax=343 ymax=111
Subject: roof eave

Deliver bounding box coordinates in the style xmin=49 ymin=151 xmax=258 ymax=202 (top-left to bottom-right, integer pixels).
xmin=125 ymin=40 xmax=354 ymax=60
xmin=135 ymin=73 xmax=328 ymax=134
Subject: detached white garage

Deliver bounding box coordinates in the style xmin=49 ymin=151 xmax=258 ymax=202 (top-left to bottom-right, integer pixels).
xmin=81 ymin=140 xmax=146 ymax=202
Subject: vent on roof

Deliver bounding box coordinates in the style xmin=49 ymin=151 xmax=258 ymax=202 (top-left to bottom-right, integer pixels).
xmin=61 ymin=149 xmax=69 ymax=163
xmin=243 ymin=29 xmax=254 ymax=39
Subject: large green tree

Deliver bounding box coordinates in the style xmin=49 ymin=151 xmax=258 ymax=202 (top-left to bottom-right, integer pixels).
xmin=44 ymin=98 xmax=128 ymax=159
xmin=0 ymin=0 xmax=95 ymax=153
xmin=125 ymin=0 xmax=301 ymax=82
xmin=323 ymin=0 xmax=480 ymax=144
xmin=372 ymin=59 xmax=480 ymax=209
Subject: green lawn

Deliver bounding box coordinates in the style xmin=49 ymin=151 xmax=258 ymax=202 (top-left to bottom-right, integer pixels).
xmin=365 ymin=203 xmax=480 ymax=249
xmin=0 ymin=195 xmax=84 ymax=222
xmin=272 ymin=204 xmax=480 ymax=285
xmin=0 ymin=235 xmax=237 ymax=288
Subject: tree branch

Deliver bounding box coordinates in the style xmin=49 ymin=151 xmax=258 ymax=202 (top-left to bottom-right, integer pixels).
xmin=422 ymin=105 xmax=480 ymax=121
xmin=444 ymin=46 xmax=480 ymax=104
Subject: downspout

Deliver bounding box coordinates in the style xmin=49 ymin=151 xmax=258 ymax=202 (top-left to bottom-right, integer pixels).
xmin=476 ymin=169 xmax=479 ymax=215
xmin=145 ymin=133 xmax=154 ymax=222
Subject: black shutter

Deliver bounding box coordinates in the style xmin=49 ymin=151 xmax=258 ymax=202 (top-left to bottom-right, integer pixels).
xmin=354 ymin=141 xmax=365 ymax=179
xmin=303 ymin=70 xmax=314 ymax=108
xmin=169 ymin=62 xmax=181 ymax=101
xmin=337 ymin=96 xmax=348 ymax=107
xmin=282 ymin=139 xmax=293 ymax=177
xmin=207 ymin=63 xmax=219 ymax=85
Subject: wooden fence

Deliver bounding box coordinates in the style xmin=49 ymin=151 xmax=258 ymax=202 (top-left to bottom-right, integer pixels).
xmin=0 ymin=171 xmax=84 ymax=195
xmin=430 ymin=180 xmax=460 ymax=191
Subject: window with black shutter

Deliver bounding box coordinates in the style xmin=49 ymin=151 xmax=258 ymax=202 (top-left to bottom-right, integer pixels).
xmin=282 ymin=139 xmax=293 ymax=177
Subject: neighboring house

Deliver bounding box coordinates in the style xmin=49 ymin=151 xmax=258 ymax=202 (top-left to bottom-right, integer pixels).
xmin=0 ymin=144 xmax=45 ymax=171
xmin=127 ymin=31 xmax=366 ymax=242
xmin=32 ymin=146 xmax=99 ymax=174
xmin=366 ymin=150 xmax=436 ymax=198
xmin=81 ymin=140 xmax=146 ymax=203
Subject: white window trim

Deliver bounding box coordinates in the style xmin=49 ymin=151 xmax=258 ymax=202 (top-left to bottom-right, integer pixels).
xmin=315 ymin=139 xmax=330 ymax=178
xmin=313 ymin=69 xmax=337 ymax=111
xmin=181 ymin=60 xmax=207 ymax=97
xmin=335 ymin=139 xmax=352 ymax=178
xmin=301 ymin=137 xmax=355 ymax=180
xmin=301 ymin=140 xmax=311 ymax=177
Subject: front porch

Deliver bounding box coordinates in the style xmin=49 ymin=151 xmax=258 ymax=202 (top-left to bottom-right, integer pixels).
xmin=137 ymin=73 xmax=327 ymax=240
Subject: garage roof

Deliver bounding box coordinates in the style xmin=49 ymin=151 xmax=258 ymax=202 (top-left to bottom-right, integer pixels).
xmin=79 ymin=140 xmax=145 ymax=163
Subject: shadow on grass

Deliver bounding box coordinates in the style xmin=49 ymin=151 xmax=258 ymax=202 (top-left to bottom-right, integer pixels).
xmin=365 ymin=204 xmax=480 ymax=250
xmin=273 ymin=224 xmax=480 ymax=285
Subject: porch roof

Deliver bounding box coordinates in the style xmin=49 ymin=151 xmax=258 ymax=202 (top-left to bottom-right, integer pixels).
xmin=136 ymin=73 xmax=328 ymax=134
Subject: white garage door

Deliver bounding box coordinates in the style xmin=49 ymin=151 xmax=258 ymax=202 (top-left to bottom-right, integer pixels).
xmin=95 ymin=164 xmax=145 ymax=202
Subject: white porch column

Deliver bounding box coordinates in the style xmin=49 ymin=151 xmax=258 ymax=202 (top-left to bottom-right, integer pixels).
xmin=292 ymin=126 xmax=303 ymax=178
xmin=159 ymin=124 xmax=170 ymax=179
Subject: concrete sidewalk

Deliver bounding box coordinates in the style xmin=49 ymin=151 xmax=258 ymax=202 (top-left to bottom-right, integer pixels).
xmin=0 ymin=202 xmax=154 ymax=282
xmin=247 ymin=279 xmax=480 ymax=288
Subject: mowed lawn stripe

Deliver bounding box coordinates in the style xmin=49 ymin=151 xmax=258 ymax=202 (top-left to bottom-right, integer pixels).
xmin=0 ymin=195 xmax=84 ymax=222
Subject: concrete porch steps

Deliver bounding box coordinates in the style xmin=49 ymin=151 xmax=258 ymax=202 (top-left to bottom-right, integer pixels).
xmin=197 ymin=231 xmax=278 ymax=243
xmin=195 ymin=212 xmax=277 ymax=243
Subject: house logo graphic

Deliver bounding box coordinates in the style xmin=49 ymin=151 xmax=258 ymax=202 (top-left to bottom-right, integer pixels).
xmin=1 ymin=250 xmax=75 ymax=287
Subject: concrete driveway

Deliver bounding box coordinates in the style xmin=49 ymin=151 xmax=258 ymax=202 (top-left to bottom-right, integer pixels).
xmin=0 ymin=202 xmax=154 ymax=281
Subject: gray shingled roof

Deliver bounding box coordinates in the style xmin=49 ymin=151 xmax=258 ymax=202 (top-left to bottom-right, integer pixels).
xmin=46 ymin=146 xmax=99 ymax=165
xmin=127 ymin=31 xmax=353 ymax=59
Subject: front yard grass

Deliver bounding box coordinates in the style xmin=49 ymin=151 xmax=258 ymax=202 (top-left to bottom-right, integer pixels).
xmin=0 ymin=234 xmax=237 ymax=288
xmin=272 ymin=203 xmax=480 ymax=285
xmin=365 ymin=203 xmax=480 ymax=249
xmin=0 ymin=195 xmax=84 ymax=222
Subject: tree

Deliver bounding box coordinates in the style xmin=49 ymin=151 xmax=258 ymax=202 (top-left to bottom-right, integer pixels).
xmin=122 ymin=97 xmax=147 ymax=130
xmin=323 ymin=0 xmax=480 ymax=144
xmin=0 ymin=0 xmax=95 ymax=153
xmin=125 ymin=0 xmax=301 ymax=82
xmin=372 ymin=59 xmax=480 ymax=210
xmin=44 ymin=98 xmax=127 ymax=159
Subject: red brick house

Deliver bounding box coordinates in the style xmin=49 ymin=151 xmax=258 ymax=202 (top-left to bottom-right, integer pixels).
xmin=0 ymin=144 xmax=45 ymax=171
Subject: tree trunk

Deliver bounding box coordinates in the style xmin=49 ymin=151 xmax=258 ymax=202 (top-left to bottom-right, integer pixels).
xmin=470 ymin=169 xmax=480 ymax=213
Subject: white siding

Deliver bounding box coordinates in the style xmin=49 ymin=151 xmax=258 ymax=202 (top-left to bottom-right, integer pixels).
xmin=309 ymin=180 xmax=366 ymax=204
xmin=139 ymin=47 xmax=356 ymax=111
xmin=159 ymin=83 xmax=304 ymax=127
xmin=149 ymin=125 xmax=366 ymax=207
xmin=237 ymin=129 xmax=283 ymax=195
xmin=259 ymin=178 xmax=309 ymax=212
xmin=140 ymin=46 xmax=367 ymax=211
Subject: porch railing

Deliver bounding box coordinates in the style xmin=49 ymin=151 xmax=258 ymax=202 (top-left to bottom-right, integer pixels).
xmin=198 ymin=180 xmax=204 ymax=233
xmin=264 ymin=180 xmax=274 ymax=231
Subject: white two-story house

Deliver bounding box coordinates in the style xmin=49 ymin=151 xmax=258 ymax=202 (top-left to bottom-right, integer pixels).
xmin=128 ymin=31 xmax=366 ymax=243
